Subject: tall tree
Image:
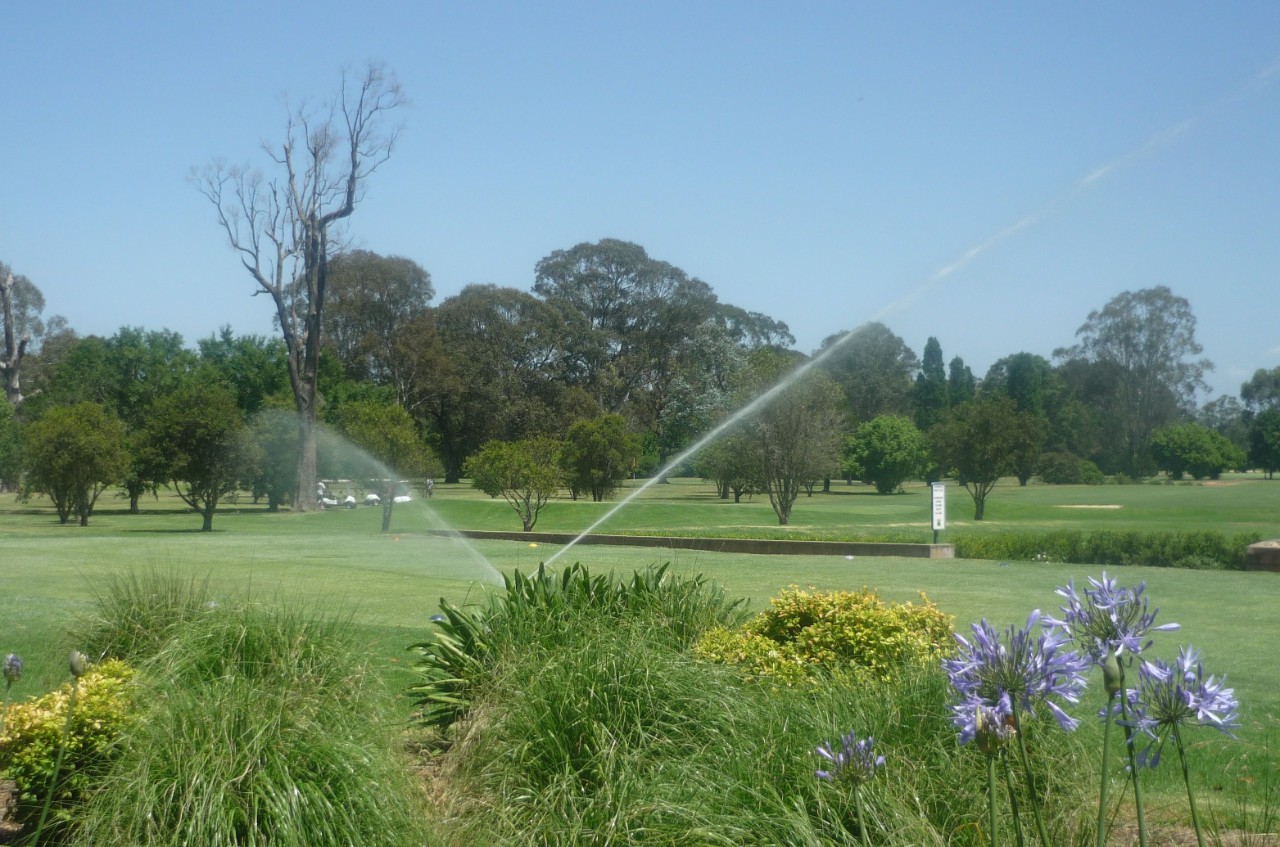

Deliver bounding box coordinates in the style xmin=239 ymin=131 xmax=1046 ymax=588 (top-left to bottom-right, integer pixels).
xmin=983 ymin=353 xmax=1053 ymax=485
xmin=0 ymin=264 xmax=48 ymax=408
xmin=1054 ymin=286 xmax=1212 ymax=475
xmin=913 ymin=337 xmax=948 ymax=431
xmin=196 ymin=63 xmax=405 ymax=512
xmin=323 ymin=250 xmax=434 ymax=386
xmin=560 ymin=414 xmax=641 ymax=502
xmin=947 ymin=356 xmax=976 ymax=406
xmin=817 ymin=322 xmax=918 ymax=423
xmin=198 ymin=328 xmax=291 ymax=417
xmin=533 ymin=239 xmax=719 ymax=421
xmin=1241 ymin=367 xmax=1280 ymax=412
xmin=1248 ymin=408 xmax=1280 ymax=479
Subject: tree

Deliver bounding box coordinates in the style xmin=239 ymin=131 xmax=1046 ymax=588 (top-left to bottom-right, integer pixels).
xmin=334 ymin=399 xmax=434 ymax=532
xmin=0 ymin=398 xmax=19 ymax=491
xmin=428 ymin=284 xmax=576 ymax=482
xmin=533 ymin=239 xmax=720 ymax=422
xmin=983 ymin=353 xmax=1053 ymax=485
xmin=844 ymin=415 xmax=928 ymax=494
xmin=1248 ymin=409 xmax=1280 ymax=479
xmin=1150 ymin=423 xmax=1243 ymax=480
xmin=741 ymin=351 xmax=846 ymax=525
xmin=560 ymin=414 xmax=641 ymax=502
xmin=23 ymin=403 xmax=128 ymax=525
xmin=145 ymin=376 xmax=249 ymax=532
xmin=947 ymin=356 xmax=976 ymax=406
xmin=196 ymin=63 xmax=405 ymax=512
xmin=913 ymin=337 xmax=949 ymax=432
xmin=817 ymin=322 xmax=918 ymax=423
xmin=465 ymin=437 xmax=563 ymax=532
xmin=0 ymin=263 xmax=49 ymax=408
xmin=1055 ymin=287 xmax=1212 ymax=475
xmin=1241 ymin=367 xmax=1280 ymax=412
xmin=692 ymin=430 xmax=761 ymax=502
xmin=198 ymin=328 xmax=291 ymax=417
xmin=244 ymin=405 xmax=298 ymax=511
xmin=323 ymin=250 xmax=434 ymax=386
xmin=930 ymin=395 xmax=1039 ymax=520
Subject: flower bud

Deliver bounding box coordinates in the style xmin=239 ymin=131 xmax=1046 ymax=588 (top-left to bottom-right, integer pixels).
xmin=69 ymin=650 xmax=88 ymax=679
xmin=3 ymin=654 xmax=22 ymax=685
xmin=1103 ymin=649 xmax=1124 ymax=696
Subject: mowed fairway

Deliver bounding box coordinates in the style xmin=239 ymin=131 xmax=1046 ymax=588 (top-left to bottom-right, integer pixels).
xmin=2 ymin=476 xmax=1278 ymax=748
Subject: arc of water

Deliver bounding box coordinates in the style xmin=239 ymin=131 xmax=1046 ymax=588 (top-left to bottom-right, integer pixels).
xmin=543 ymin=59 xmax=1280 ymax=567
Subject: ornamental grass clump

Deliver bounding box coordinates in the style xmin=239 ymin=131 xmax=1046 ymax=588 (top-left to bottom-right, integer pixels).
xmin=1124 ymin=646 xmax=1240 ymax=847
xmin=943 ymin=611 xmax=1089 ymax=846
xmin=1049 ymin=571 xmax=1180 ymax=847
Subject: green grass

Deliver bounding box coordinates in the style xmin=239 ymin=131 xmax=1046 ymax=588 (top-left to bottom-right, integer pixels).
xmin=3 ymin=479 xmax=1277 ymax=844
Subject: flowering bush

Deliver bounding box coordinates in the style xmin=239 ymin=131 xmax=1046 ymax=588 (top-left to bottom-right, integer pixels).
xmin=0 ymin=659 xmax=136 ymax=832
xmin=696 ymin=587 xmax=954 ymax=683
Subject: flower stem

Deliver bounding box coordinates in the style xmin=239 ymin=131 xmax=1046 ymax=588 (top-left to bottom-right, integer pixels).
xmin=1097 ymin=691 xmax=1117 ymax=847
xmin=1119 ymin=694 xmax=1149 ymax=847
xmin=1173 ymin=724 xmax=1207 ymax=847
xmin=31 ymin=677 xmax=80 ymax=847
xmin=1011 ymin=707 xmax=1052 ymax=846
xmin=1002 ymin=751 xmax=1026 ymax=847
xmin=987 ymin=754 xmax=1000 ymax=847
xmin=854 ymin=786 xmax=871 ymax=847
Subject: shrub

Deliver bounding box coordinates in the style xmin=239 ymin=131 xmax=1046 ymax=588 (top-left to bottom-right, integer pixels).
xmin=1036 ymin=451 xmax=1085 ymax=484
xmin=952 ymin=529 xmax=1259 ymax=569
xmin=409 ymin=563 xmax=746 ymax=729
xmin=695 ymin=587 xmax=954 ymax=683
xmin=0 ymin=659 xmax=136 ymax=837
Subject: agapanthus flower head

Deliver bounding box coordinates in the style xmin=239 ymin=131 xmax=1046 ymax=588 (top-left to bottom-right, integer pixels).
xmin=3 ymin=654 xmax=21 ymax=685
xmin=962 ymin=691 xmax=1017 ymax=754
xmin=1123 ymin=645 xmax=1240 ymax=769
xmin=816 ymin=731 xmax=885 ymax=785
xmin=1050 ymin=572 xmax=1179 ymax=664
xmin=943 ymin=610 xmax=1089 ymax=737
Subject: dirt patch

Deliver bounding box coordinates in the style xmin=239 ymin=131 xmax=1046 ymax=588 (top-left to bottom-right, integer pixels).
xmin=1056 ymin=504 xmax=1124 ymax=509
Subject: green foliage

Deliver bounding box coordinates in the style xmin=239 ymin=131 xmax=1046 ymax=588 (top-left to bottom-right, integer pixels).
xmin=465 ymin=436 xmax=564 ymax=531
xmin=68 ymin=568 xmax=216 ymax=664
xmin=1249 ymin=408 xmax=1280 ymax=478
xmin=68 ymin=595 xmax=431 ymax=847
xmin=560 ymin=413 xmax=640 ymax=501
xmin=22 ymin=402 xmax=130 ymax=525
xmin=844 ymin=415 xmax=928 ymax=494
xmin=1151 ymin=422 xmax=1245 ymax=480
xmin=0 ymin=659 xmax=137 ymax=836
xmin=1036 ymin=451 xmax=1104 ymax=485
xmin=953 ymin=529 xmax=1260 ymax=569
xmin=408 ymin=563 xmax=746 ymax=730
xmin=931 ymin=394 xmax=1041 ymax=519
xmin=696 ymin=587 xmax=954 ymax=684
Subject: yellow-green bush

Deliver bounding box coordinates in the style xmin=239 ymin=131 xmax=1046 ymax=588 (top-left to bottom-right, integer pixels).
xmin=695 ymin=587 xmax=954 ymax=684
xmin=0 ymin=659 xmax=136 ymax=833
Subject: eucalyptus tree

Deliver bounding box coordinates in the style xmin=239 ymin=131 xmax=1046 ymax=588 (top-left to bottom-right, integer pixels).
xmin=1241 ymin=366 xmax=1280 ymax=412
xmin=1054 ymin=286 xmax=1211 ymax=475
xmin=533 ymin=239 xmax=720 ymax=423
xmin=816 ymin=322 xmax=918 ymax=424
xmin=323 ymin=250 xmax=434 ymax=388
xmin=428 ymin=284 xmax=576 ymax=482
xmin=0 ymin=262 xmax=49 ymax=408
xmin=195 ymin=63 xmax=406 ymax=511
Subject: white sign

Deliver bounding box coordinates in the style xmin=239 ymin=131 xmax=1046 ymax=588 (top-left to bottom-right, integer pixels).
xmin=931 ymin=482 xmax=946 ymax=531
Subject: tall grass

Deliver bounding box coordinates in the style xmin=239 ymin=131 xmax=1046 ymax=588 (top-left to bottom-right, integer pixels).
xmin=424 ymin=566 xmax=1095 ymax=846
xmin=62 ymin=573 xmax=434 ymax=847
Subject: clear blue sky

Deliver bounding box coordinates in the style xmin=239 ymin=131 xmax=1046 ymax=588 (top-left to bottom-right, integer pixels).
xmin=4 ymin=2 xmax=1278 ymax=397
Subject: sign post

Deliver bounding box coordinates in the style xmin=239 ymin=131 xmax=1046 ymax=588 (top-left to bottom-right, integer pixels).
xmin=931 ymin=482 xmax=946 ymax=544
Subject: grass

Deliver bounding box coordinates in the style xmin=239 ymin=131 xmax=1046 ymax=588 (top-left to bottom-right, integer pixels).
xmin=1 ymin=478 xmax=1278 ymax=842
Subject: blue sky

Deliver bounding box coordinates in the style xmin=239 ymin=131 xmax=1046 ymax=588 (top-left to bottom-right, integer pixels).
xmin=3 ymin=2 xmax=1278 ymax=397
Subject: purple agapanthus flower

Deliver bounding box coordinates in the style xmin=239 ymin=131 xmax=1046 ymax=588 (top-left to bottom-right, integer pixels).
xmin=943 ymin=610 xmax=1090 ymax=740
xmin=816 ymin=731 xmax=885 ymax=785
xmin=1123 ymin=645 xmax=1240 ymax=769
xmin=1048 ymin=572 xmax=1179 ymax=665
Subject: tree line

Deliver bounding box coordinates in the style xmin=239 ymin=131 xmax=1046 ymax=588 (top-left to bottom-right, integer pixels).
xmin=3 ymin=64 xmax=1278 ymax=531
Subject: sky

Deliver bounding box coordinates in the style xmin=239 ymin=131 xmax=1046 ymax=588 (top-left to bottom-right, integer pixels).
xmin=3 ymin=2 xmax=1278 ymax=398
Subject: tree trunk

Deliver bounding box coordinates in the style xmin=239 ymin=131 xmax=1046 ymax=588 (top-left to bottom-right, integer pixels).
xmin=974 ymin=498 xmax=985 ymax=520
xmin=202 ymin=508 xmax=214 ymax=532
xmin=294 ymin=411 xmax=318 ymax=512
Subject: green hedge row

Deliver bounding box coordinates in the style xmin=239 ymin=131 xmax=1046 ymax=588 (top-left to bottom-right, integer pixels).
xmin=953 ymin=529 xmax=1260 ymax=569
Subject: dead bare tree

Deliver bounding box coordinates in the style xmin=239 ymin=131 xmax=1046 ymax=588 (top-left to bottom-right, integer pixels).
xmin=1 ymin=268 xmax=37 ymax=408
xmin=196 ymin=63 xmax=406 ymax=511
